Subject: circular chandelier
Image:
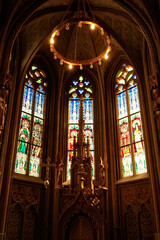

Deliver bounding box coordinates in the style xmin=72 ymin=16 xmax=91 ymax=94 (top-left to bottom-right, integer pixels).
xmin=49 ymin=0 xmax=111 ymax=70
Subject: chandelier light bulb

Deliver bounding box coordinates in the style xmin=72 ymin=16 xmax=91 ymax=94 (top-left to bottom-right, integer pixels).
xmin=101 ymin=28 xmax=104 ymax=35
xmin=50 ymin=38 xmax=54 ymax=44
xmin=56 ymin=30 xmax=60 ymax=36
xmin=69 ymin=64 xmax=73 ymax=69
xmin=91 ymin=23 xmax=95 ymax=30
xmin=65 ymin=24 xmax=70 ymax=30
xmin=80 ymin=64 xmax=83 ymax=70
xmin=78 ymin=21 xmax=82 ymax=28
xmin=50 ymin=46 xmax=53 ymax=52
xmin=90 ymin=63 xmax=93 ymax=69
xmin=104 ymin=53 xmax=108 ymax=59
xmin=54 ymin=53 xmax=57 ymax=59
xmin=60 ymin=59 xmax=63 ymax=65
xmin=98 ymin=59 xmax=102 ymax=65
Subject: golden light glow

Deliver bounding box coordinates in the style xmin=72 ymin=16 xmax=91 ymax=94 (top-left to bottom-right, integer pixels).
xmin=104 ymin=53 xmax=108 ymax=59
xmin=69 ymin=64 xmax=73 ymax=69
xmin=50 ymin=38 xmax=54 ymax=44
xmin=91 ymin=24 xmax=95 ymax=30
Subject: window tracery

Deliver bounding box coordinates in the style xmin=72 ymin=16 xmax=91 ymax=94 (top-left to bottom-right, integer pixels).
xmin=14 ymin=65 xmax=47 ymax=177
xmin=115 ymin=64 xmax=147 ymax=177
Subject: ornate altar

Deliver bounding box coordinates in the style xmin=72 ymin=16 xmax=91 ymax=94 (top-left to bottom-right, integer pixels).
xmin=53 ymin=96 xmax=108 ymax=240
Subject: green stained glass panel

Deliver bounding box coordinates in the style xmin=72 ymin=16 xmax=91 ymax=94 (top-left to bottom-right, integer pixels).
xmin=134 ymin=141 xmax=147 ymax=174
xmin=121 ymin=146 xmax=133 ymax=177
xmin=15 ymin=141 xmax=28 ymax=174
xmin=18 ymin=113 xmax=31 ymax=143
xmin=29 ymin=145 xmax=41 ymax=177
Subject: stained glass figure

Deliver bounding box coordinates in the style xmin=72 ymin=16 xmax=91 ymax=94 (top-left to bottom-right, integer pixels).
xmin=84 ymin=125 xmax=94 ymax=150
xmin=121 ymin=146 xmax=133 ymax=177
xmin=134 ymin=141 xmax=147 ymax=174
xmin=131 ymin=113 xmax=143 ymax=145
xmin=29 ymin=145 xmax=41 ymax=177
xmin=15 ymin=65 xmax=47 ymax=177
xmin=68 ymin=125 xmax=79 ymax=150
xmin=15 ymin=140 xmax=28 ymax=174
xmin=115 ymin=64 xmax=147 ymax=177
xmin=119 ymin=118 xmax=130 ymax=146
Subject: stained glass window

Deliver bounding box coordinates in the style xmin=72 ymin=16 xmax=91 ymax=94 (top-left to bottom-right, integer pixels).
xmin=115 ymin=64 xmax=147 ymax=177
xmin=67 ymin=75 xmax=94 ymax=180
xmin=15 ymin=65 xmax=47 ymax=177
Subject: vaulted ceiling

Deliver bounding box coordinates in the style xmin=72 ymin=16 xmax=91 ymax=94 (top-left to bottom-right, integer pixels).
xmin=1 ymin=0 xmax=159 ymax=80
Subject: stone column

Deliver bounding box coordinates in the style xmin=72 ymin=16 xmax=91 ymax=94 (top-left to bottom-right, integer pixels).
xmin=0 ymin=73 xmax=12 ymax=235
xmin=149 ymin=72 xmax=160 ymax=141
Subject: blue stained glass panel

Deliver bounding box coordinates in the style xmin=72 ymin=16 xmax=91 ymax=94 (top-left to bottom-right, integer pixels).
xmin=34 ymin=91 xmax=45 ymax=118
xmin=83 ymin=99 xmax=93 ymax=123
xmin=128 ymin=86 xmax=140 ymax=114
xmin=117 ymin=92 xmax=128 ymax=118
xmin=69 ymin=99 xmax=79 ymax=124
xmin=22 ymin=85 xmax=34 ymax=114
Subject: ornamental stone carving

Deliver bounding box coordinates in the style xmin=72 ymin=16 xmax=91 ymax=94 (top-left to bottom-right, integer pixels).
xmin=149 ymin=72 xmax=160 ymax=139
xmin=0 ymin=74 xmax=12 ymax=145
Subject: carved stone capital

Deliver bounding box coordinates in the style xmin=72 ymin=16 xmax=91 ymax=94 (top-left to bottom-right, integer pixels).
xmin=149 ymin=72 xmax=160 ymax=90
xmin=0 ymin=73 xmax=13 ymax=90
xmin=0 ymin=73 xmax=13 ymax=140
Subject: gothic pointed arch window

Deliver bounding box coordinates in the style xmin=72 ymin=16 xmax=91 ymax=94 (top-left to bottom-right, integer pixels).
xmin=14 ymin=65 xmax=47 ymax=177
xmin=67 ymin=74 xmax=95 ymax=180
xmin=115 ymin=64 xmax=147 ymax=177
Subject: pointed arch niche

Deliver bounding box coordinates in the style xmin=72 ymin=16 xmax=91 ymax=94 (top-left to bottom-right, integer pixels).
xmin=14 ymin=64 xmax=48 ymax=178
xmin=64 ymin=71 xmax=97 ymax=181
xmin=114 ymin=63 xmax=147 ymax=178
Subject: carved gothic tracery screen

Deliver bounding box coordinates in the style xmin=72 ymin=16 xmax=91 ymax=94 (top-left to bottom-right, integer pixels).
xmin=115 ymin=64 xmax=147 ymax=177
xmin=14 ymin=65 xmax=47 ymax=177
xmin=67 ymin=74 xmax=95 ymax=180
